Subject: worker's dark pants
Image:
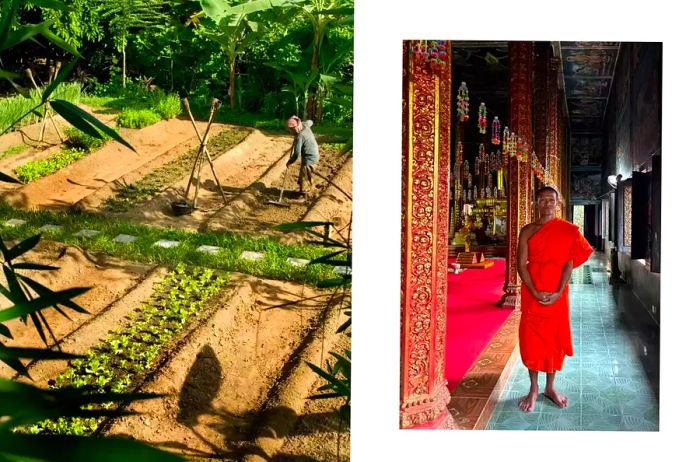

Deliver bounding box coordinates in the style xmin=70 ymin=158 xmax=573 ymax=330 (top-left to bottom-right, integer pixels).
xmin=298 ymin=163 xmax=315 ymax=192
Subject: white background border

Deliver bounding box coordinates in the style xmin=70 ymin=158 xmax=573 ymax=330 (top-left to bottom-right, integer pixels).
xmin=353 ymin=0 xmax=700 ymax=461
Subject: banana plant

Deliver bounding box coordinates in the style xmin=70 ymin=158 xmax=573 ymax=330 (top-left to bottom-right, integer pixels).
xmin=294 ymin=0 xmax=353 ymax=121
xmin=197 ymin=0 xmax=300 ymax=110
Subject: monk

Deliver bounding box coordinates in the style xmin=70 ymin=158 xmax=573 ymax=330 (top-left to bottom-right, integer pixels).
xmin=516 ymin=186 xmax=593 ymax=412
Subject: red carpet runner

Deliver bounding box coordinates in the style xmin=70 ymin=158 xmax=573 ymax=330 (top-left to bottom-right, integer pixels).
xmin=446 ymin=258 xmax=511 ymax=392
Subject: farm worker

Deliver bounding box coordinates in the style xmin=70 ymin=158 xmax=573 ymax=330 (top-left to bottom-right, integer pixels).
xmin=286 ymin=115 xmax=319 ymax=195
xmin=516 ymin=186 xmax=592 ymax=412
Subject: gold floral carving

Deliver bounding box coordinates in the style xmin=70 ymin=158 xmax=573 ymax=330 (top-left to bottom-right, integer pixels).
xmin=400 ymin=41 xmax=452 ymax=427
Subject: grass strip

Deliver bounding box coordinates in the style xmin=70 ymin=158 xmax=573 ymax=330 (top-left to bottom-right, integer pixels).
xmin=103 ymin=127 xmax=251 ymax=213
xmin=0 ymin=83 xmax=81 ymax=134
xmin=0 ymin=204 xmax=335 ymax=285
xmin=27 ymin=264 xmax=227 ymax=435
xmin=0 ymin=144 xmax=29 ymax=161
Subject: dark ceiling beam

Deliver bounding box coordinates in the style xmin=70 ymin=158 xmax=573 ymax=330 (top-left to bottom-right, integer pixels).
xmin=602 ymin=42 xmax=622 ymax=128
xmin=553 ymin=41 xmax=570 ymax=123
xmin=564 ymin=76 xmax=614 ymax=80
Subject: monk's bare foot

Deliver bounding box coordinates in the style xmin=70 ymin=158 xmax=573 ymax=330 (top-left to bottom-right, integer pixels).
xmin=543 ymin=387 xmax=568 ymax=408
xmin=518 ymin=390 xmax=538 ymax=412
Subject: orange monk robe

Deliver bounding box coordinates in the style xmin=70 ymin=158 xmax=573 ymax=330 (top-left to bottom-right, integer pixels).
xmin=519 ymin=218 xmax=593 ymax=373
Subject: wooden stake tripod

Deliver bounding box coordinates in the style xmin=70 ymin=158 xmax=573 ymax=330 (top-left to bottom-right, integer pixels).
xmin=180 ymin=97 xmax=228 ymax=209
xmin=25 ymin=68 xmax=64 ymax=145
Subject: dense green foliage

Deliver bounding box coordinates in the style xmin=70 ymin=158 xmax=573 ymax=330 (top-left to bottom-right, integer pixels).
xmin=29 ymin=263 xmax=228 ymax=435
xmin=3 ymin=1 xmax=353 ymax=125
xmin=116 ymin=107 xmax=161 ymax=128
xmin=64 ymin=126 xmax=109 ymax=151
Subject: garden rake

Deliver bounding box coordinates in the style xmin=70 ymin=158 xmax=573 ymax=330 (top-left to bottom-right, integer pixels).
xmin=266 ymin=167 xmax=291 ymax=208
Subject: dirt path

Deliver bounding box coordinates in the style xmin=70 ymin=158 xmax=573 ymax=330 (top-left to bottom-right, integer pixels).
xmin=111 ymin=130 xmax=292 ymax=232
xmin=72 ymin=123 xmax=228 ymax=213
xmin=0 ymin=241 xmax=153 ymax=379
xmin=275 ymin=333 xmax=350 ymax=462
xmin=205 ymin=145 xmax=351 ymax=237
xmin=1 ymin=118 xmax=213 ymax=210
xmin=104 ymin=274 xmax=335 ymax=460
xmin=0 ymin=106 xmax=119 ymax=193
xmin=292 ymin=156 xmax=353 ymax=244
xmin=14 ymin=266 xmax=168 ymax=387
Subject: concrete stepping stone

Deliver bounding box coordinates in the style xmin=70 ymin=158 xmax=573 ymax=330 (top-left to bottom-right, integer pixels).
xmin=287 ymin=257 xmax=310 ymax=267
xmin=197 ymin=245 xmax=221 ymax=254
xmin=240 ymin=250 xmax=264 ymax=261
xmin=333 ymin=266 xmax=352 ymax=276
xmin=73 ymin=229 xmax=100 ymax=238
xmin=4 ymin=219 xmax=26 ymax=227
xmin=38 ymin=224 xmax=62 ymax=233
xmin=114 ymin=234 xmax=138 ymax=244
xmin=153 ymin=239 xmax=180 ymax=249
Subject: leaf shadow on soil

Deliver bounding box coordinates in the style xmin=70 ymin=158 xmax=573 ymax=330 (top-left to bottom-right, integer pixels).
xmin=154 ymin=283 xmax=348 ymax=461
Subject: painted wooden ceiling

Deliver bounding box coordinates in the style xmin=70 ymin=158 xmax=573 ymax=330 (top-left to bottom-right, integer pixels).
xmin=451 ymin=41 xmax=621 ymax=136
xmin=560 ymin=41 xmax=621 ymax=134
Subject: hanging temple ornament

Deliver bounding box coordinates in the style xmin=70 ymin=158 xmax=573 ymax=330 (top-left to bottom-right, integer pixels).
xmin=411 ymin=40 xmax=448 ymax=67
xmin=491 ymin=116 xmax=501 ymax=145
xmin=478 ymin=102 xmax=487 ymax=134
xmin=457 ymin=82 xmax=470 ymax=122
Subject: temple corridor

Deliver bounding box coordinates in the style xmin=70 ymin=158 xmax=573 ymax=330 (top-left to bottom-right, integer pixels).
xmin=487 ymin=251 xmax=660 ymax=430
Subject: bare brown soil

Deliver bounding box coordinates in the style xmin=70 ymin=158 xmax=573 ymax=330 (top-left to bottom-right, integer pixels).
xmin=0 ymin=241 xmax=154 ymax=380
xmin=205 ymin=145 xmax=351 ymax=237
xmin=1 ymin=118 xmax=214 ymax=210
xmin=110 ymin=129 xmax=291 ymax=231
xmin=72 ymin=123 xmax=228 ymax=213
xmin=105 ymin=274 xmax=346 ymax=461
xmin=0 ymin=114 xmax=352 ymax=460
xmin=0 ymin=107 xmax=118 ymax=193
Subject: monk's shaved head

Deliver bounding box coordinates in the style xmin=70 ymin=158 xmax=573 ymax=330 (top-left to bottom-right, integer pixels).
xmin=536 ymin=186 xmax=559 ymax=199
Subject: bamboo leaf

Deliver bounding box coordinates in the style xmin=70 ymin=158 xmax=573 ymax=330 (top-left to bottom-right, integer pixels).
xmin=0 ymin=324 xmax=12 ymax=340
xmin=0 ymin=69 xmax=20 ymax=79
xmin=0 ymin=356 xmax=29 ymax=378
xmin=1 ymin=19 xmax=54 ymax=52
xmin=5 ymin=233 xmax=42 ymax=262
xmin=0 ymin=0 xmax=20 ymax=52
xmin=50 ymin=100 xmax=135 ymax=152
xmin=0 ymin=433 xmax=185 ymax=462
xmin=274 ymin=221 xmax=331 ymax=232
xmin=12 ymin=263 xmax=60 ymax=271
xmin=42 ymin=55 xmax=79 ymax=102
xmin=17 ymin=275 xmax=89 ymax=314
xmin=0 ymin=171 xmax=21 ymax=184
xmin=0 ymin=346 xmax=80 ymax=361
xmin=40 ymin=29 xmax=83 ymax=57
xmin=0 ymin=287 xmax=91 ymax=323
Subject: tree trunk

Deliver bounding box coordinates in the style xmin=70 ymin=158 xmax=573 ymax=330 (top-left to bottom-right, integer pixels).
xmin=122 ymin=45 xmax=126 ymax=88
xmin=229 ymin=57 xmax=236 ymax=110
xmin=305 ymin=26 xmax=323 ymax=121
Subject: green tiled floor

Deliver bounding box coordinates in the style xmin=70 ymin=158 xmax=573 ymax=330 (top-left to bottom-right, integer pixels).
xmin=488 ymin=253 xmax=659 ymax=431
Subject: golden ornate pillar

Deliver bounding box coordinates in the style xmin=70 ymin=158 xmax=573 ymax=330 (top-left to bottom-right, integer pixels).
xmin=501 ymin=41 xmax=534 ymax=309
xmin=400 ymin=41 xmax=455 ymax=429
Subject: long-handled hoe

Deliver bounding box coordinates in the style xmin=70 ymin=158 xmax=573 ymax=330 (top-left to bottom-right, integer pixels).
xmin=266 ymin=167 xmax=291 ymax=208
